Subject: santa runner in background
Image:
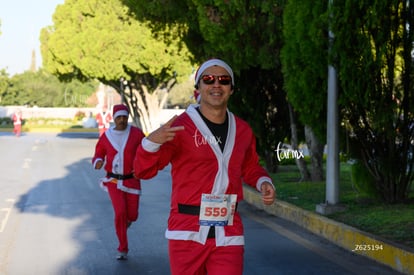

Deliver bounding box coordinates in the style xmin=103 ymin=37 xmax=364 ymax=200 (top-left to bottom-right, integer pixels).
xmin=96 ymin=105 xmax=113 ymax=137
xmin=12 ymin=110 xmax=23 ymax=137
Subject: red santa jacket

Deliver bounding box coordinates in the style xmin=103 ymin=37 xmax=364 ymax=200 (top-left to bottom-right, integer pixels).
xmin=134 ymin=104 xmax=273 ymax=246
xmin=96 ymin=111 xmax=112 ymax=129
xmin=93 ymin=125 xmax=145 ymax=194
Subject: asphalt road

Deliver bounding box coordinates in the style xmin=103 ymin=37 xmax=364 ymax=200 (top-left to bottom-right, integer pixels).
xmin=0 ymin=132 xmax=401 ymax=275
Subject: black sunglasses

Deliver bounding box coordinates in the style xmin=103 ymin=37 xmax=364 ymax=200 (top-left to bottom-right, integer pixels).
xmin=201 ymin=75 xmax=232 ymax=85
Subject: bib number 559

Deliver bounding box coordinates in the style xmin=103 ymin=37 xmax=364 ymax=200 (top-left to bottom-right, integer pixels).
xmin=204 ymin=206 xmax=228 ymax=217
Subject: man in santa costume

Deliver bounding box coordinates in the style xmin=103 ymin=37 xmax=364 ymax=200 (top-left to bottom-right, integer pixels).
xmin=134 ymin=59 xmax=275 ymax=274
xmin=92 ymin=104 xmax=145 ymax=260
xmin=96 ymin=105 xmax=112 ymax=137
xmin=12 ymin=110 xmax=23 ymax=137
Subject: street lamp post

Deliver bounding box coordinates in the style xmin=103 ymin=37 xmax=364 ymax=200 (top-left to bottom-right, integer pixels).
xmin=316 ymin=0 xmax=345 ymax=215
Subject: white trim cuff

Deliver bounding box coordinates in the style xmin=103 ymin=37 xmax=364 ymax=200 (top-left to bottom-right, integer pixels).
xmin=256 ymin=176 xmax=274 ymax=192
xmin=141 ymin=137 xmax=162 ymax=152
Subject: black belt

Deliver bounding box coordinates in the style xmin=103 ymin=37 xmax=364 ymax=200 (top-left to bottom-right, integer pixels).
xmin=178 ymin=204 xmax=201 ymax=215
xmin=107 ymin=172 xmax=134 ymax=180
xmin=178 ymin=203 xmax=238 ymax=239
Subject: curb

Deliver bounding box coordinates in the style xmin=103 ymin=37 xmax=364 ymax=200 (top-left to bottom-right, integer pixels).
xmin=243 ymin=185 xmax=414 ymax=275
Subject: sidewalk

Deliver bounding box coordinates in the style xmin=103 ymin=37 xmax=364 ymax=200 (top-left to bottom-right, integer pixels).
xmin=243 ymin=185 xmax=414 ymax=275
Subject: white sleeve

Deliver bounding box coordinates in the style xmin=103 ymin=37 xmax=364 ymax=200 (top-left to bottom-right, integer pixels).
xmin=141 ymin=137 xmax=162 ymax=152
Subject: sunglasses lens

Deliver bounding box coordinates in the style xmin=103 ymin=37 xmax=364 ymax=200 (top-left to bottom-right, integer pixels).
xmin=201 ymin=75 xmax=232 ymax=85
xmin=218 ymin=76 xmax=231 ymax=85
xmin=202 ymin=75 xmax=215 ymax=84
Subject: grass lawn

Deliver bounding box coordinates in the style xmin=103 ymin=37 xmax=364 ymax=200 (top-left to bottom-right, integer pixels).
xmin=271 ymin=163 xmax=414 ymax=249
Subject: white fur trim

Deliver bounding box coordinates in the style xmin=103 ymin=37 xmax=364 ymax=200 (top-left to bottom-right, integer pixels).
xmin=113 ymin=110 xmax=129 ymax=119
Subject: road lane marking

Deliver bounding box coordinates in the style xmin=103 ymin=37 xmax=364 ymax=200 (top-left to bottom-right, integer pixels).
xmin=22 ymin=158 xmax=31 ymax=169
xmin=0 ymin=199 xmax=15 ymax=233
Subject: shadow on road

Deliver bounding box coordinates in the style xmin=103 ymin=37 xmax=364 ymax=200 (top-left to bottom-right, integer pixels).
xmin=56 ymin=132 xmax=99 ymax=139
xmin=14 ymin=157 xmax=170 ymax=275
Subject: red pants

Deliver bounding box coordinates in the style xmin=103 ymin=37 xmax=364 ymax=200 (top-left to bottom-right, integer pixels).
xmin=107 ymin=184 xmax=140 ymax=253
xmin=168 ymin=238 xmax=244 ymax=275
xmin=13 ymin=125 xmax=21 ymax=137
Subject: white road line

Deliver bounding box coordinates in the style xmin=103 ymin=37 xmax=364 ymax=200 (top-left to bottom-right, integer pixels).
xmin=0 ymin=199 xmax=15 ymax=233
xmin=22 ymin=158 xmax=31 ymax=169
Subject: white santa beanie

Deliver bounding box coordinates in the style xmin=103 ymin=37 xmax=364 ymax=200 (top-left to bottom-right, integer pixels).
xmin=193 ymin=59 xmax=234 ymax=103
xmin=112 ymin=104 xmax=129 ymax=119
xmin=194 ymin=58 xmax=234 ymax=87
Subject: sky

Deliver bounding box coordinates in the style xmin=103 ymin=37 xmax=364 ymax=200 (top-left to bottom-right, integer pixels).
xmin=0 ymin=0 xmax=64 ymax=76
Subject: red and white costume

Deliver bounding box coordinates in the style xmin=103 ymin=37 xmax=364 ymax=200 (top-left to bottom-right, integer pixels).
xmin=92 ymin=106 xmax=145 ymax=255
xmin=93 ymin=125 xmax=144 ymax=194
xmin=12 ymin=112 xmax=22 ymax=137
xmin=135 ymin=58 xmax=273 ymax=274
xmin=96 ymin=109 xmax=112 ymax=137
xmin=134 ymin=104 xmax=272 ymax=246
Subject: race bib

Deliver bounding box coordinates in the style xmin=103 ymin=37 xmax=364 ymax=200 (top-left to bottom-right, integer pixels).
xmin=199 ymin=194 xmax=237 ymax=226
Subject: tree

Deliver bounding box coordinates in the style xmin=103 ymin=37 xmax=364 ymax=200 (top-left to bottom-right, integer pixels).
xmin=0 ymin=69 xmax=10 ymax=104
xmin=122 ymin=0 xmax=290 ymax=171
xmin=40 ymin=0 xmax=194 ymax=133
xmin=0 ymin=70 xmax=96 ymax=107
xmin=167 ymin=76 xmax=194 ymax=108
xmin=332 ymin=0 xmax=414 ymax=203
xmin=281 ymin=0 xmax=329 ymax=181
xmin=282 ymin=1 xmax=414 ymax=201
xmin=7 ymin=71 xmax=62 ymax=106
xmin=288 ymin=103 xmax=311 ymax=181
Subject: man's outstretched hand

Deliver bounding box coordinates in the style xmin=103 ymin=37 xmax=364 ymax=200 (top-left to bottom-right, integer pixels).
xmin=147 ymin=115 xmax=185 ymax=144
